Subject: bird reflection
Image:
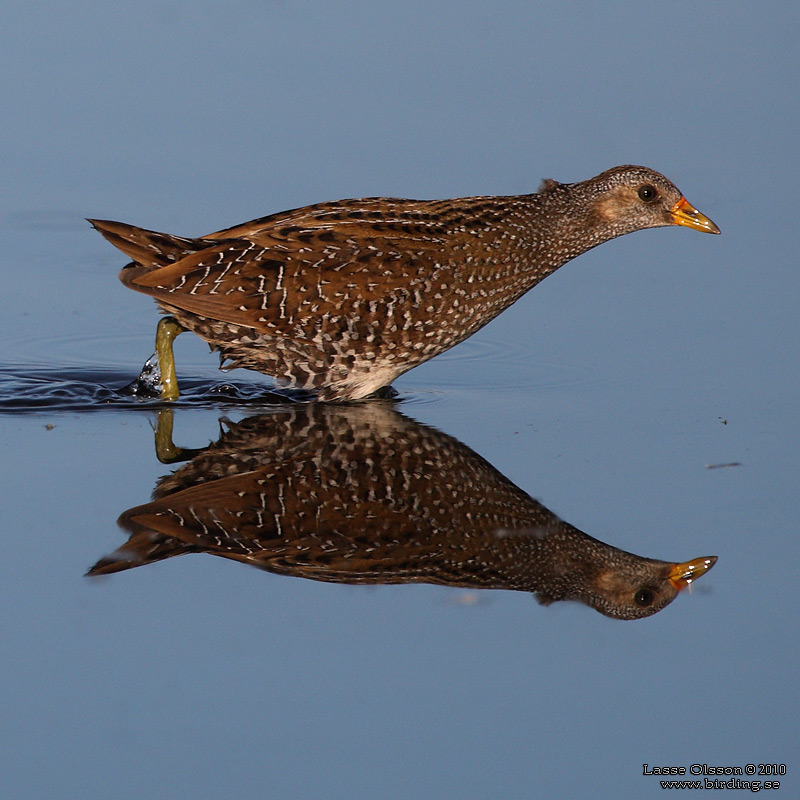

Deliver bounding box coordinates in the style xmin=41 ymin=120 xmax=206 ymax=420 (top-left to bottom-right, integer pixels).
xmin=89 ymin=403 xmax=716 ymax=619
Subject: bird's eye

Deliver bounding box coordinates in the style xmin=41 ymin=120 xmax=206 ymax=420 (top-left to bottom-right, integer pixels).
xmin=638 ymin=185 xmax=658 ymax=202
xmin=634 ymin=588 xmax=655 ymax=607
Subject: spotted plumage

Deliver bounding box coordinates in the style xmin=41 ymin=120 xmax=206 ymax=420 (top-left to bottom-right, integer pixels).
xmin=90 ymin=165 xmax=719 ymax=400
xmin=88 ymin=403 xmax=716 ymax=619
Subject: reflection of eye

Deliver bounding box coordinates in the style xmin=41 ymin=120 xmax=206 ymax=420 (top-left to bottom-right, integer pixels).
xmin=637 ymin=185 xmax=658 ymax=202
xmin=634 ymin=588 xmax=655 ymax=607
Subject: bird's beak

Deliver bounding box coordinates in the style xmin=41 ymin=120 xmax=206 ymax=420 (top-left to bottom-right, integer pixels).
xmin=668 ymin=555 xmax=718 ymax=591
xmin=670 ymin=197 xmax=720 ymax=234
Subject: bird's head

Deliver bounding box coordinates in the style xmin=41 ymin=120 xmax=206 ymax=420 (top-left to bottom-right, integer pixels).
xmin=543 ymin=165 xmax=720 ymax=244
xmin=536 ymin=552 xmax=718 ymax=620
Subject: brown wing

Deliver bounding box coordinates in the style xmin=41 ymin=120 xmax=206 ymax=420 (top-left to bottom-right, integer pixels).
xmin=123 ymin=198 xmax=465 ymax=335
xmin=203 ymin=195 xmax=440 ymax=240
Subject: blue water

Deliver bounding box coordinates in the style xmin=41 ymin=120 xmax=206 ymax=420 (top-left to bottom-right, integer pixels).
xmin=1 ymin=3 xmax=798 ymax=798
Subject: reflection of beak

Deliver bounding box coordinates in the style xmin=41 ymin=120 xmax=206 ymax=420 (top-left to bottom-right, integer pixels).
xmin=668 ymin=556 xmax=718 ymax=591
xmin=670 ymin=197 xmax=721 ymax=234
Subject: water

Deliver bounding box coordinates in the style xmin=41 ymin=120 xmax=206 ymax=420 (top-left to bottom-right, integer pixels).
xmin=1 ymin=3 xmax=798 ymax=798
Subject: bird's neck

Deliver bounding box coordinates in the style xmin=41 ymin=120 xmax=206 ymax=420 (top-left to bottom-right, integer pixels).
xmin=517 ymin=184 xmax=613 ymax=274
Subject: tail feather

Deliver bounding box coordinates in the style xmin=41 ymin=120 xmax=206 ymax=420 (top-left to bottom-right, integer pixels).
xmin=88 ymin=218 xmax=215 ymax=269
xmin=86 ymin=531 xmax=194 ymax=575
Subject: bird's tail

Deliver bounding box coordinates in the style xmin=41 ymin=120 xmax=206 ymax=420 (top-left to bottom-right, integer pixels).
xmin=88 ymin=218 xmax=215 ymax=270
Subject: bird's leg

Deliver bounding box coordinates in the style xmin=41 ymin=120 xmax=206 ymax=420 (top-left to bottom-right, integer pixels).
xmin=155 ymin=316 xmax=186 ymax=401
xmin=152 ymin=408 xmax=181 ymax=462
xmin=152 ymin=407 xmax=209 ymax=464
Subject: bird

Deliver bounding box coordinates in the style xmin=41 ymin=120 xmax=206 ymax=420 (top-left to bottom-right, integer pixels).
xmin=88 ymin=403 xmax=717 ymax=620
xmin=89 ymin=165 xmax=719 ymax=401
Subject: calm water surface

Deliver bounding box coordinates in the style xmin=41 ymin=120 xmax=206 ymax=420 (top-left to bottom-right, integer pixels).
xmin=2 ymin=3 xmax=798 ymax=798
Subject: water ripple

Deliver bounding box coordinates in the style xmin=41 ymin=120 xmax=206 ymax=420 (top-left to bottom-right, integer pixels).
xmin=0 ymin=364 xmax=305 ymax=412
xmin=0 ymin=332 xmax=606 ymax=411
xmin=411 ymin=333 xmax=608 ymax=394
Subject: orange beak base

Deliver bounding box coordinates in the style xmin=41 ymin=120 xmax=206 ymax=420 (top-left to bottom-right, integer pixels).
xmin=670 ymin=197 xmax=720 ymax=234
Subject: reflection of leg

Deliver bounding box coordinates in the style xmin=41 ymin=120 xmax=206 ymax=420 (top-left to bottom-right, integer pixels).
xmin=155 ymin=316 xmax=185 ymax=401
xmin=152 ymin=407 xmax=206 ymax=464
xmin=153 ymin=408 xmax=180 ymax=463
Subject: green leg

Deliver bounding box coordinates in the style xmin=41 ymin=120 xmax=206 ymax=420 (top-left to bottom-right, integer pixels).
xmin=153 ymin=408 xmax=181 ymax=463
xmin=155 ymin=316 xmax=186 ymax=401
xmin=152 ymin=407 xmax=207 ymax=464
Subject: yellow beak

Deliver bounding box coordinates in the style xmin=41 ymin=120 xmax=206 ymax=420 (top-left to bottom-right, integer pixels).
xmin=670 ymin=197 xmax=720 ymax=234
xmin=668 ymin=555 xmax=718 ymax=591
